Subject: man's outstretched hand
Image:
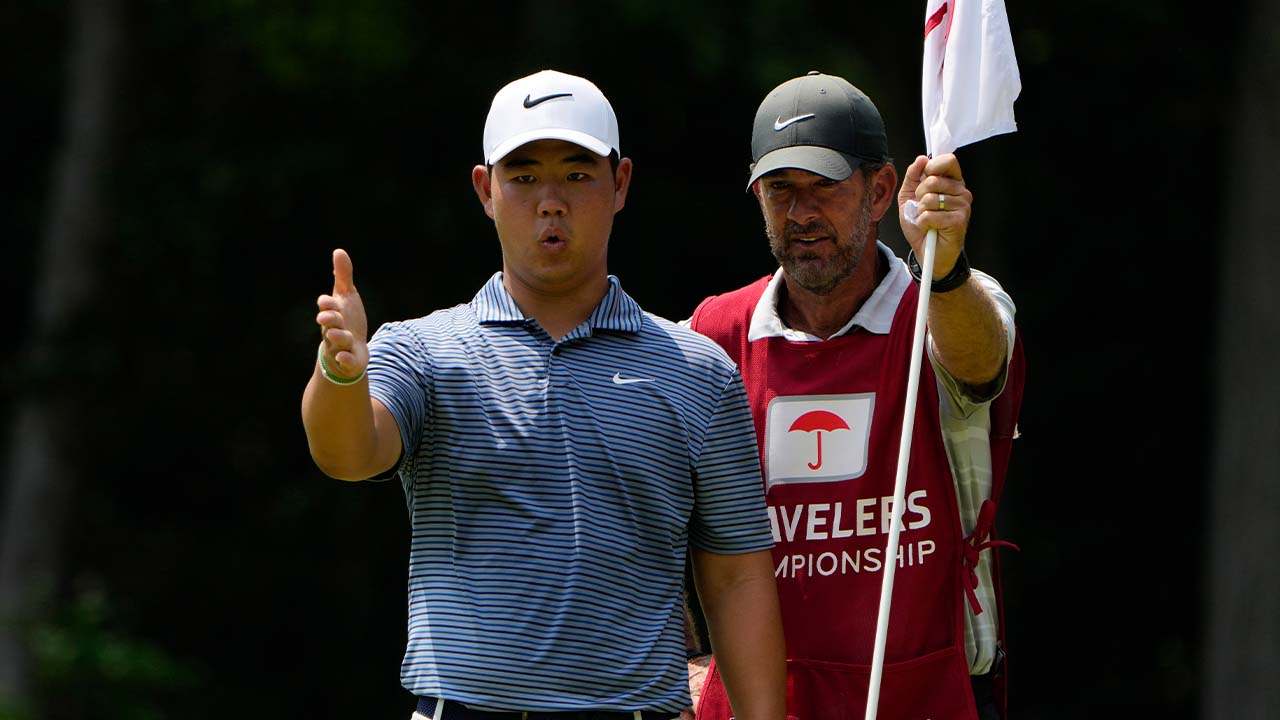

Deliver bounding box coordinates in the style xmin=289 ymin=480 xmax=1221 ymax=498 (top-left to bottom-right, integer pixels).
xmin=315 ymin=249 xmax=369 ymax=381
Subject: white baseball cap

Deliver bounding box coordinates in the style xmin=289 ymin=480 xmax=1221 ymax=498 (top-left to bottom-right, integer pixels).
xmin=482 ymin=70 xmax=620 ymax=165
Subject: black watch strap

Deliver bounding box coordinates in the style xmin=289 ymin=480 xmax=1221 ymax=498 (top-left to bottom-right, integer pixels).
xmin=907 ymin=247 xmax=971 ymax=293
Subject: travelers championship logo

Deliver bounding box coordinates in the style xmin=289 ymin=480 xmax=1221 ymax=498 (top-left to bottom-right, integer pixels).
xmin=764 ymin=393 xmax=938 ymax=580
xmin=765 ymin=394 xmax=874 ymax=491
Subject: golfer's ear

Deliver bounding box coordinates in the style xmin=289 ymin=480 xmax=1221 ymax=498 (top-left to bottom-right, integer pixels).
xmin=612 ymin=157 xmax=633 ymax=212
xmin=472 ymin=164 xmax=495 ymax=219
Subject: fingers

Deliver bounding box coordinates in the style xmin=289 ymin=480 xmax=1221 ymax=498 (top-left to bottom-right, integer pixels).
xmin=332 ymin=248 xmax=355 ymax=296
xmin=910 ymin=153 xmax=971 ymax=227
xmin=317 ymin=320 xmax=364 ymax=377
xmin=318 ymin=308 xmax=356 ymax=361
xmin=679 ymin=709 xmax=696 ymax=720
xmin=913 ymin=186 xmax=971 ymax=225
xmin=913 ymin=155 xmax=969 ymax=205
xmin=317 ymin=251 xmax=366 ymax=345
xmin=897 ymin=155 xmax=930 ymax=203
xmin=317 ymin=293 xmax=341 ymax=311
xmin=316 ymin=298 xmax=353 ymax=352
xmin=316 ymin=251 xmax=369 ymax=344
xmin=312 ymin=250 xmax=371 ymax=382
xmin=922 ymin=152 xmax=964 ymax=182
xmin=901 ymin=154 xmax=968 ymax=200
xmin=897 ymin=153 xmax=972 ymax=273
xmin=921 ymin=190 xmax=970 ymax=214
xmin=916 ymin=179 xmax=971 ymax=205
xmin=316 ymin=318 xmax=365 ymax=377
xmin=323 ymin=326 xmax=356 ymax=348
xmin=316 ymin=297 xmax=346 ymax=330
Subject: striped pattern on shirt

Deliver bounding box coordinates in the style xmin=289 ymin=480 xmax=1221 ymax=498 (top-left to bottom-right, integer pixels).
xmin=366 ymin=273 xmax=773 ymax=713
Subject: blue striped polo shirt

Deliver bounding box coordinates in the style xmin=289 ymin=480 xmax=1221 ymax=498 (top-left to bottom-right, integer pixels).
xmin=366 ymin=272 xmax=773 ymax=713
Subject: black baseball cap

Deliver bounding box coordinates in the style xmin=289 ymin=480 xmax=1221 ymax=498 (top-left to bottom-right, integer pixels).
xmin=748 ymin=71 xmax=890 ymax=189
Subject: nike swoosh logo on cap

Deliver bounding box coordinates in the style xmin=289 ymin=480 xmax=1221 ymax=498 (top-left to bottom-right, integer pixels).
xmin=523 ymin=93 xmax=572 ymax=108
xmin=774 ymin=113 xmax=816 ymax=130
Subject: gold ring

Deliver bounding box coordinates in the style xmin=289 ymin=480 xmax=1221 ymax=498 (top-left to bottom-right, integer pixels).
xmin=938 ymin=194 xmax=946 ymax=211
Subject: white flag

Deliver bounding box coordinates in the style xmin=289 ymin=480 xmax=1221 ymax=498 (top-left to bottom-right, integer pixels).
xmin=921 ymin=0 xmax=1021 ymax=157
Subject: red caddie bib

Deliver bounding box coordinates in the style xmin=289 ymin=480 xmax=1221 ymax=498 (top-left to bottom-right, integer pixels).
xmin=690 ymin=277 xmax=977 ymax=720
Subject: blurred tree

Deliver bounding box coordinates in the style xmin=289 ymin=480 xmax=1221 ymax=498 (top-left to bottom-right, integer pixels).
xmin=0 ymin=0 xmax=124 ymax=710
xmin=191 ymin=0 xmax=414 ymax=89
xmin=1206 ymin=0 xmax=1280 ymax=716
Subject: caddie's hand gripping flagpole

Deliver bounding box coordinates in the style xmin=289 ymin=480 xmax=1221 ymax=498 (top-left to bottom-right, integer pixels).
xmin=864 ymin=2 xmax=1021 ymax=718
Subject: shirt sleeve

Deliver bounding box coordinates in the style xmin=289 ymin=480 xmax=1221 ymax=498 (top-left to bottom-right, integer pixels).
xmin=928 ymin=268 xmax=1017 ymax=419
xmin=688 ymin=370 xmax=775 ymax=555
xmin=366 ymin=320 xmax=432 ymax=479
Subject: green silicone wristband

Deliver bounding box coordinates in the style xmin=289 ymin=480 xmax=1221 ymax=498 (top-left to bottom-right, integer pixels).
xmin=317 ymin=343 xmax=366 ymax=385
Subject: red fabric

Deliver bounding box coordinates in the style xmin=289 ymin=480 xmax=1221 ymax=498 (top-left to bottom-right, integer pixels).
xmin=986 ymin=337 xmax=1025 ymax=719
xmin=690 ymin=277 xmax=1024 ymax=720
xmin=961 ymin=499 xmax=1019 ymax=616
xmin=698 ymin=648 xmax=975 ymax=720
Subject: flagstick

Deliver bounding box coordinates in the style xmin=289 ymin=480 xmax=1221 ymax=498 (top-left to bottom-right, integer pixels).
xmin=864 ymin=227 xmax=937 ymax=720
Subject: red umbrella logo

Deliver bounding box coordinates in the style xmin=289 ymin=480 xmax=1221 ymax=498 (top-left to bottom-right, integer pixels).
xmin=788 ymin=410 xmax=850 ymax=470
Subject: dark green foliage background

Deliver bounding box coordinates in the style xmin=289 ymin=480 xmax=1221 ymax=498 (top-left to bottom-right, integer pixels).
xmin=1 ymin=1 xmax=1234 ymax=717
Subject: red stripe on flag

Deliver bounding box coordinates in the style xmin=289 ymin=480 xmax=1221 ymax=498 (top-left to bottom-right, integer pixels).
xmin=924 ymin=2 xmax=948 ymax=37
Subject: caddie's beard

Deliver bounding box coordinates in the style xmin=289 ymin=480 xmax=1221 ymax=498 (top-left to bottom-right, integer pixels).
xmin=767 ymin=191 xmax=874 ymax=296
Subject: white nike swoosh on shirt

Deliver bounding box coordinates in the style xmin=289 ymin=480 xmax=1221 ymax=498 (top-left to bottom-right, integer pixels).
xmin=612 ymin=372 xmax=657 ymax=385
xmin=774 ymin=113 xmax=816 ymax=130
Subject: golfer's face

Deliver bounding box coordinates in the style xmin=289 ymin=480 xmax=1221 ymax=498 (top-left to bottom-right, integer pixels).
xmin=488 ymin=139 xmax=628 ymax=294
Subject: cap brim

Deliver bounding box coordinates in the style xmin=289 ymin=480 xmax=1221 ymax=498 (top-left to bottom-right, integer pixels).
xmin=487 ymin=128 xmax=614 ymax=165
xmin=746 ymin=146 xmax=861 ymax=189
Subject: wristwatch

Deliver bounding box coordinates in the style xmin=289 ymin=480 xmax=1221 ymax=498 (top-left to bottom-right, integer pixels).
xmin=907 ymin=247 xmax=971 ymax=293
